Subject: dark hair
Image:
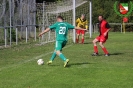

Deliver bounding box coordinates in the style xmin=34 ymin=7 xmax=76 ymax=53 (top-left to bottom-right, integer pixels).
xmin=57 ymin=15 xmax=64 ymax=20
xmin=99 ymin=15 xmax=103 ymax=18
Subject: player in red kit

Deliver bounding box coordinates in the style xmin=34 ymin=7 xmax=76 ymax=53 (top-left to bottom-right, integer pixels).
xmin=92 ymin=15 xmax=111 ymax=56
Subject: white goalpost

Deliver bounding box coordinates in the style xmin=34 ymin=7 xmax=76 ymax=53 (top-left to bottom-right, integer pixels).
xmin=37 ymin=0 xmax=90 ymax=44
xmin=72 ymin=0 xmax=76 ymax=43
xmin=89 ymin=0 xmax=92 ymax=38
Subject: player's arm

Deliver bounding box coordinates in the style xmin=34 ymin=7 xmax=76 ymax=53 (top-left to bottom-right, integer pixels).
xmin=67 ymin=23 xmax=87 ymax=30
xmin=39 ymin=28 xmax=50 ymax=37
xmin=104 ymin=23 xmax=111 ymax=36
xmin=75 ymin=27 xmax=87 ymax=30
xmin=85 ymin=20 xmax=89 ymax=30
xmin=39 ymin=23 xmax=56 ymax=37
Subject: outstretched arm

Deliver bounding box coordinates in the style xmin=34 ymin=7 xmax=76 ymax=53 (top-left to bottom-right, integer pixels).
xmin=39 ymin=28 xmax=50 ymax=37
xmin=74 ymin=27 xmax=87 ymax=30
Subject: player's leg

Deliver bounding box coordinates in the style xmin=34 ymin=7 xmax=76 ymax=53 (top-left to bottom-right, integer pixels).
xmin=99 ymin=37 xmax=109 ymax=56
xmin=76 ymin=30 xmax=80 ymax=43
xmin=56 ymin=50 xmax=66 ymax=61
xmin=92 ymin=37 xmax=99 ymax=56
xmin=56 ymin=41 xmax=67 ymax=61
xmin=99 ymin=42 xmax=109 ymax=56
xmin=81 ymin=30 xmax=85 ymax=44
xmin=56 ymin=50 xmax=69 ymax=67
xmin=56 ymin=41 xmax=69 ymax=67
xmin=47 ymin=41 xmax=60 ymax=65
xmin=47 ymin=51 xmax=57 ymax=65
xmin=50 ymin=50 xmax=56 ymax=60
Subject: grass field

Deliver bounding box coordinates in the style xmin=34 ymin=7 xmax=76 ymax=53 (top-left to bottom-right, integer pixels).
xmin=0 ymin=33 xmax=133 ymax=88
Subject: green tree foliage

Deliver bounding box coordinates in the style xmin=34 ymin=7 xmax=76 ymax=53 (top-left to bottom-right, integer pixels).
xmin=92 ymin=0 xmax=133 ymax=23
xmin=92 ymin=0 xmax=133 ymax=32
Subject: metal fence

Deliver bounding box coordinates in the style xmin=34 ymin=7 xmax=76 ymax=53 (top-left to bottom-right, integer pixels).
xmin=93 ymin=23 xmax=133 ymax=33
xmin=0 ymin=0 xmax=89 ymax=48
xmin=0 ymin=0 xmax=36 ymax=47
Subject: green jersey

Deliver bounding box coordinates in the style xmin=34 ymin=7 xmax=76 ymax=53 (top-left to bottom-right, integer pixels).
xmin=49 ymin=22 xmax=75 ymax=41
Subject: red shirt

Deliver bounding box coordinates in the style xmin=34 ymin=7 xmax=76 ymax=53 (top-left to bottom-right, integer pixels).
xmin=99 ymin=20 xmax=110 ymax=39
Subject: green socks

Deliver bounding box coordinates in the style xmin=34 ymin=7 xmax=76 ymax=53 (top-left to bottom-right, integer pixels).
xmin=50 ymin=52 xmax=56 ymax=61
xmin=59 ymin=53 xmax=66 ymax=61
xmin=50 ymin=52 xmax=67 ymax=62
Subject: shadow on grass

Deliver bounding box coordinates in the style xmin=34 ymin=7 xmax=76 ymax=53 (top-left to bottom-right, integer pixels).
xmin=67 ymin=62 xmax=94 ymax=68
xmin=48 ymin=64 xmax=60 ymax=67
xmin=84 ymin=42 xmax=92 ymax=44
xmin=74 ymin=42 xmax=92 ymax=45
xmin=109 ymin=53 xmax=124 ymax=55
xmin=90 ymin=53 xmax=124 ymax=56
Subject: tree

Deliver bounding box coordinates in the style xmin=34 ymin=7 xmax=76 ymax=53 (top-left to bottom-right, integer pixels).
xmin=92 ymin=0 xmax=133 ymax=23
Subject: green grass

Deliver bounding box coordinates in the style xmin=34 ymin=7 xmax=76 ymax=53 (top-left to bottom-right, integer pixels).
xmin=0 ymin=32 xmax=133 ymax=88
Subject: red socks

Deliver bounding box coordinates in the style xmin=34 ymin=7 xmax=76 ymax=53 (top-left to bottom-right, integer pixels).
xmin=102 ymin=47 xmax=108 ymax=54
xmin=76 ymin=38 xmax=84 ymax=44
xmin=76 ymin=38 xmax=79 ymax=43
xmin=94 ymin=46 xmax=109 ymax=54
xmin=94 ymin=46 xmax=98 ymax=53
xmin=81 ymin=39 xmax=84 ymax=44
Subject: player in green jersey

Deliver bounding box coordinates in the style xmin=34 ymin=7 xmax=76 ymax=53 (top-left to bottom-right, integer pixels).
xmin=39 ymin=16 xmax=87 ymax=67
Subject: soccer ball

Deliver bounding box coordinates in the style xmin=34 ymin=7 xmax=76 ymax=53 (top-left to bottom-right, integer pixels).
xmin=37 ymin=59 xmax=44 ymax=65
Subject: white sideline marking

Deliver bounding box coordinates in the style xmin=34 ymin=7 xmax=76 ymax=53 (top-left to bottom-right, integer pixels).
xmin=0 ymin=44 xmax=72 ymax=71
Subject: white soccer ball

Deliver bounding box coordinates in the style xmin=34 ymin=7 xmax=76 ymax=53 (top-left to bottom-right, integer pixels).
xmin=37 ymin=59 xmax=44 ymax=65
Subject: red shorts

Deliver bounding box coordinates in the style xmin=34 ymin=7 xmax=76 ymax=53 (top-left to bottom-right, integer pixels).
xmin=96 ymin=35 xmax=107 ymax=43
xmin=76 ymin=29 xmax=85 ymax=34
